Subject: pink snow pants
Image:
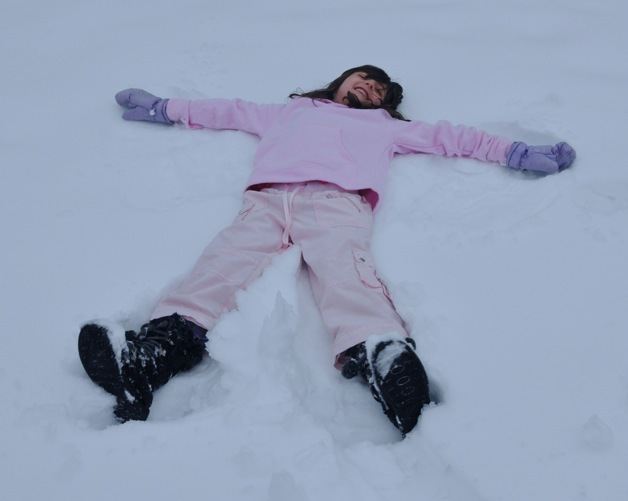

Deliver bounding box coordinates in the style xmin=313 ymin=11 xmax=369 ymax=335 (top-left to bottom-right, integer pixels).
xmin=151 ymin=182 xmax=408 ymax=366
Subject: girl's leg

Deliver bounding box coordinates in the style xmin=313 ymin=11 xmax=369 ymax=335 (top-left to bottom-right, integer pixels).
xmin=151 ymin=190 xmax=285 ymax=330
xmin=290 ymin=189 xmax=407 ymax=365
xmin=79 ymin=190 xmax=286 ymax=422
xmin=291 ymin=188 xmax=430 ymax=435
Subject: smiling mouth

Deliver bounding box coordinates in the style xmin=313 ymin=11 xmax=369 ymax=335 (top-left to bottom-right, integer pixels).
xmin=354 ymin=87 xmax=368 ymax=98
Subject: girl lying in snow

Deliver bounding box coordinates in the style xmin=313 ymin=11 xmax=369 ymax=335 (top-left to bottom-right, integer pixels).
xmin=78 ymin=65 xmax=575 ymax=436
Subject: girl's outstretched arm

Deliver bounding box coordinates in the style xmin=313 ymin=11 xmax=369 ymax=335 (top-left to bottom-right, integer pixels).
xmin=114 ymin=88 xmax=285 ymax=138
xmin=391 ymin=119 xmax=575 ymax=174
xmin=165 ymin=98 xmax=285 ymax=137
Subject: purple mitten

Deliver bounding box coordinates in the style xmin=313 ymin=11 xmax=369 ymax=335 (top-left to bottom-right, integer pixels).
xmin=114 ymin=88 xmax=173 ymax=125
xmin=506 ymin=142 xmax=576 ymax=174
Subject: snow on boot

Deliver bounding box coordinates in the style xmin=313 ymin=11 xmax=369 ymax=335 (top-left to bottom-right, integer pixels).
xmin=342 ymin=334 xmax=430 ymax=437
xmin=78 ymin=313 xmax=207 ymax=422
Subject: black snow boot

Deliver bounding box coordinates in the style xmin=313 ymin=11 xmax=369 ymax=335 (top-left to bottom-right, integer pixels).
xmin=78 ymin=313 xmax=208 ymax=422
xmin=341 ymin=336 xmax=431 ymax=437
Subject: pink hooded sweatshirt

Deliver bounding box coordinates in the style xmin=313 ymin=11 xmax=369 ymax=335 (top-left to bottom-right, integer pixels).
xmin=166 ymin=97 xmax=512 ymax=209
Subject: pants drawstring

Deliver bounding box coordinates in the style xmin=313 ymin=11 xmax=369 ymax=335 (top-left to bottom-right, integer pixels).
xmin=281 ymin=186 xmax=301 ymax=248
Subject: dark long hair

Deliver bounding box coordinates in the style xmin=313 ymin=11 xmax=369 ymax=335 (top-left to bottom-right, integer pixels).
xmin=289 ymin=65 xmax=408 ymax=121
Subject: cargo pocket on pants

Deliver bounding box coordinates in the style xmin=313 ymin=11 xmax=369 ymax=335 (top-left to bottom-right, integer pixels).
xmin=352 ymin=248 xmax=394 ymax=304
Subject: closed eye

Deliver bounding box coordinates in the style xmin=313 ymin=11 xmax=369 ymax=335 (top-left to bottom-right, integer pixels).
xmin=359 ymin=74 xmax=386 ymax=98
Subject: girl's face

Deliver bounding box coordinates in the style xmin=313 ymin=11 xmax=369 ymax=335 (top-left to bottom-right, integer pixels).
xmin=333 ymin=72 xmax=388 ymax=108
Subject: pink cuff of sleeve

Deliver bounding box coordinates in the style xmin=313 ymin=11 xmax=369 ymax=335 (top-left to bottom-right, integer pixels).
xmin=496 ymin=139 xmax=514 ymax=166
xmin=165 ymin=99 xmax=189 ymax=126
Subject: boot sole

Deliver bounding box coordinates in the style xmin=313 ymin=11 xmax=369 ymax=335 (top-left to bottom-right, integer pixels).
xmin=78 ymin=324 xmax=123 ymax=396
xmin=372 ymin=346 xmax=430 ymax=436
xmin=78 ymin=323 xmax=151 ymax=422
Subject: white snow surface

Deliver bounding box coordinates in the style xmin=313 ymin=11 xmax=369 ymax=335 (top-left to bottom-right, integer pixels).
xmin=1 ymin=0 xmax=627 ymax=500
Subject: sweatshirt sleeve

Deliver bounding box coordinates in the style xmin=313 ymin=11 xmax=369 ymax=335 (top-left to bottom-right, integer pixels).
xmin=391 ymin=119 xmax=513 ymax=165
xmin=165 ymin=98 xmax=285 ymax=138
